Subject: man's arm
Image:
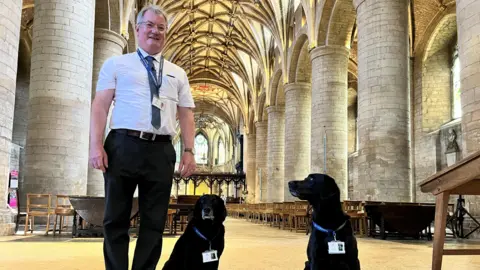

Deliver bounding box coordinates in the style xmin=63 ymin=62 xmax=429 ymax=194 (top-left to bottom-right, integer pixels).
xmin=90 ymin=90 xmax=114 ymax=147
xmin=177 ymin=106 xmax=195 ymax=149
xmin=89 ymin=89 xmax=114 ymax=172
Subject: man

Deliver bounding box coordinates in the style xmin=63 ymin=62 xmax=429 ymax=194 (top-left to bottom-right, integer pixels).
xmin=89 ymin=4 xmax=196 ymax=270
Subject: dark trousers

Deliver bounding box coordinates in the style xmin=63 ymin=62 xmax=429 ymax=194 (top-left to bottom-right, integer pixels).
xmin=102 ymin=130 xmax=176 ymax=270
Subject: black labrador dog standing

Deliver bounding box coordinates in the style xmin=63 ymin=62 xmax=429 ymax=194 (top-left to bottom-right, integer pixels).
xmin=162 ymin=194 xmax=226 ymax=270
xmin=288 ymin=173 xmax=360 ymax=270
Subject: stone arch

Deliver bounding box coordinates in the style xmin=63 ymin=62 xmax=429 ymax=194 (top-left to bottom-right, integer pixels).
xmin=326 ymin=0 xmax=356 ymax=46
xmin=269 ymin=69 xmax=283 ymax=106
xmin=295 ymin=40 xmax=312 ymax=83
xmin=248 ymin=108 xmax=256 ymax=134
xmin=124 ymin=20 xmax=137 ymax=53
xmin=288 ymin=34 xmax=309 ymax=83
xmin=315 ymin=0 xmax=335 ymax=46
xmin=421 ymin=13 xmax=458 ymax=131
xmin=109 ymin=0 xmax=122 ymax=34
xmin=257 ymin=92 xmax=266 ymax=121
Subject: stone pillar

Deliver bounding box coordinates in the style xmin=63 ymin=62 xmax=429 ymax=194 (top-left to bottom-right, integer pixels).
xmin=255 ymin=121 xmax=268 ymax=203
xmin=87 ymin=28 xmax=127 ymax=196
xmin=457 ymin=0 xmax=480 ymax=222
xmin=0 ymin=0 xmax=22 ymax=236
xmin=458 ymin=0 xmax=480 ymax=155
xmin=284 ymin=83 xmax=311 ymax=201
xmin=245 ymin=133 xmax=256 ymax=203
xmin=266 ymin=106 xmax=285 ymax=203
xmin=24 ymin=0 xmax=95 ymax=197
xmin=309 ymin=46 xmax=349 ymax=200
xmin=354 ymin=0 xmax=410 ymax=202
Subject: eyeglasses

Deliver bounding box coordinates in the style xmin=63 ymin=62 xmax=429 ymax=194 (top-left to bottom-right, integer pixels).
xmin=139 ymin=21 xmax=167 ymax=33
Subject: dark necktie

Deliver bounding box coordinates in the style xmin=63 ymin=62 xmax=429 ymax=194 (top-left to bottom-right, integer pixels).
xmin=146 ymin=56 xmax=161 ymax=129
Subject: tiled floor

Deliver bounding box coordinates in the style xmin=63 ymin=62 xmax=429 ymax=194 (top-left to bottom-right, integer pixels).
xmin=0 ymin=218 xmax=479 ymax=269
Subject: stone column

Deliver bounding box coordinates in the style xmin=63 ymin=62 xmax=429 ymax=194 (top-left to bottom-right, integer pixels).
xmin=354 ymin=0 xmax=410 ymax=202
xmin=284 ymin=83 xmax=311 ymax=201
xmin=310 ymin=46 xmax=349 ymax=200
xmin=266 ymin=106 xmax=285 ymax=203
xmin=245 ymin=133 xmax=256 ymax=203
xmin=255 ymin=121 xmax=268 ymax=203
xmin=457 ymin=0 xmax=480 ymax=221
xmin=458 ymin=0 xmax=480 ymax=155
xmin=0 ymin=0 xmax=22 ymax=236
xmin=23 ymin=0 xmax=95 ymax=197
xmin=87 ymin=28 xmax=127 ymax=196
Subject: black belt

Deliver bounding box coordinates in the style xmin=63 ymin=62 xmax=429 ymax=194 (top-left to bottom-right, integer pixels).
xmin=113 ymin=129 xmax=171 ymax=142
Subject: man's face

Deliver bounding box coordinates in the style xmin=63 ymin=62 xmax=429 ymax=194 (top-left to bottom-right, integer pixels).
xmin=136 ymin=10 xmax=167 ymax=54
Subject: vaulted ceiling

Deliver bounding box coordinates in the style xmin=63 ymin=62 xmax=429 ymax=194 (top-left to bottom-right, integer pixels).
xmin=157 ymin=0 xmax=303 ymax=132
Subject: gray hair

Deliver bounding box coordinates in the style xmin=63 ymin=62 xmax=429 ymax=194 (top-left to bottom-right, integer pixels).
xmin=136 ymin=4 xmax=168 ymax=24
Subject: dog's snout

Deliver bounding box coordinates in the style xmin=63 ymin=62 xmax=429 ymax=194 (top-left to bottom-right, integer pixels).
xmin=288 ymin=181 xmax=297 ymax=188
xmin=203 ymin=207 xmax=212 ymax=214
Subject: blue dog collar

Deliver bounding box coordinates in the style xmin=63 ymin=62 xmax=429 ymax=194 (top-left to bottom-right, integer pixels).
xmin=312 ymin=221 xmax=347 ymax=238
xmin=194 ymin=226 xmax=221 ymax=251
xmin=194 ymin=227 xmax=209 ymax=241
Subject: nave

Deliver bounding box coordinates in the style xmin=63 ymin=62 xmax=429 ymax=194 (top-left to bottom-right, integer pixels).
xmin=1 ymin=218 xmax=479 ymax=270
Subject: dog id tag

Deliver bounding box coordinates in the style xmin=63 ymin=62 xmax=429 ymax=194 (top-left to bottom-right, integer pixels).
xmin=328 ymin=241 xmax=346 ymax=255
xmin=202 ymin=250 xmax=218 ymax=263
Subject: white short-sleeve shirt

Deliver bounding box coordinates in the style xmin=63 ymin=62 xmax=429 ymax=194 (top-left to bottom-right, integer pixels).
xmin=96 ymin=47 xmax=195 ymax=137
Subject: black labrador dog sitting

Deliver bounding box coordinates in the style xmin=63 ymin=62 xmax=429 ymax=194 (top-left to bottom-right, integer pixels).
xmin=162 ymin=194 xmax=226 ymax=270
xmin=288 ymin=173 xmax=360 ymax=270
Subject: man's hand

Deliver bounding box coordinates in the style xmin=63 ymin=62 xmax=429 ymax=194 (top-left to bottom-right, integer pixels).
xmin=179 ymin=151 xmax=196 ymax=177
xmin=177 ymin=106 xmax=196 ymax=177
xmin=89 ymin=144 xmax=108 ymax=172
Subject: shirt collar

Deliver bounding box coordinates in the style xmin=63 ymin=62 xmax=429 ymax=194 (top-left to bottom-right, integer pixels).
xmin=137 ymin=47 xmax=162 ymax=62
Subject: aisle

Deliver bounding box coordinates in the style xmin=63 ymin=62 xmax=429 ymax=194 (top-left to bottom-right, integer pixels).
xmin=0 ymin=218 xmax=479 ymax=269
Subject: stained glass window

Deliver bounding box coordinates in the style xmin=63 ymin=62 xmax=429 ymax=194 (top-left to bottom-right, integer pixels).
xmin=195 ymin=133 xmax=209 ymax=164
xmin=218 ymin=138 xmax=225 ymax=165
xmin=452 ymin=47 xmax=462 ymax=119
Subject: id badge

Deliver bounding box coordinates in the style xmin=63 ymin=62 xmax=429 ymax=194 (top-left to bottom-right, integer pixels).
xmin=328 ymin=241 xmax=346 ymax=254
xmin=152 ymin=96 xmax=165 ymax=111
xmin=202 ymin=250 xmax=218 ymax=263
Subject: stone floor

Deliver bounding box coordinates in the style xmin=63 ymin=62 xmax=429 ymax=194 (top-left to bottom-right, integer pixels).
xmin=0 ymin=218 xmax=480 ymax=269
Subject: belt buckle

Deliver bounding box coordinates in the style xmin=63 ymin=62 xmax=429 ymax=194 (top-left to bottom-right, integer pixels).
xmin=139 ymin=131 xmax=156 ymax=141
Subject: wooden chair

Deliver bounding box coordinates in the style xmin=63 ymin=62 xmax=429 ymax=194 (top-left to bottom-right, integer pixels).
xmin=343 ymin=200 xmax=368 ymax=237
xmin=271 ymin=202 xmax=283 ymax=228
xmin=280 ymin=202 xmax=294 ymax=230
xmin=53 ymin=195 xmax=75 ymax=235
xmin=24 ymin=194 xmax=53 ymax=235
xmin=292 ymin=201 xmax=310 ymax=232
xmin=14 ymin=189 xmax=27 ymax=233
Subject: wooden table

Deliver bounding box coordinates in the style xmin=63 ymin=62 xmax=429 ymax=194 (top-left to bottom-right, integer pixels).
xmin=419 ymin=150 xmax=480 ymax=270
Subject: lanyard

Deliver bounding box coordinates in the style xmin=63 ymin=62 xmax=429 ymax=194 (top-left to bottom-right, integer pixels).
xmin=137 ymin=49 xmax=164 ymax=93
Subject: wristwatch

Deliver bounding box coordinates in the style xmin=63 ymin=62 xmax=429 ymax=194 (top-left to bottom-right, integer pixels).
xmin=184 ymin=148 xmax=195 ymax=155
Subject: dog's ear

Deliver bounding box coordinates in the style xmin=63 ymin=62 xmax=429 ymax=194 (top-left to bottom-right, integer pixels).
xmin=214 ymin=195 xmax=227 ymax=222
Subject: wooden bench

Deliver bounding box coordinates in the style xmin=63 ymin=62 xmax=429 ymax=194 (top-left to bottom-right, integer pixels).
xmin=419 ymin=150 xmax=480 ymax=270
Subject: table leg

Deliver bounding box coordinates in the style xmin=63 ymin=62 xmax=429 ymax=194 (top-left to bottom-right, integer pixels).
xmin=432 ymin=192 xmax=450 ymax=270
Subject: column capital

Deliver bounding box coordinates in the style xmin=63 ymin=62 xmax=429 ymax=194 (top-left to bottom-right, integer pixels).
xmin=266 ymin=105 xmax=285 ymax=114
xmin=94 ymin=28 xmax=128 ymax=49
xmin=310 ymin=45 xmax=350 ymax=61
xmin=284 ymin=82 xmax=311 ymax=93
xmin=255 ymin=120 xmax=268 ymax=128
